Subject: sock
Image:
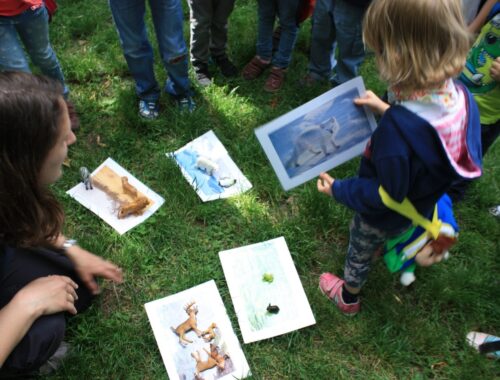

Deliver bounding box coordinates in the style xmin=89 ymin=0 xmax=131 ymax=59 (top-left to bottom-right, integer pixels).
xmin=342 ymin=285 xmax=359 ymax=304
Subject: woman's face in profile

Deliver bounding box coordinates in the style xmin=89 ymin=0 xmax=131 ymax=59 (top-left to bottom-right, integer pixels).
xmin=38 ymin=99 xmax=76 ymax=186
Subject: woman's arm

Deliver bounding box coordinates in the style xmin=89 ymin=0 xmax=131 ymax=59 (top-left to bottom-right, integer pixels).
xmin=0 ymin=276 xmax=78 ymax=366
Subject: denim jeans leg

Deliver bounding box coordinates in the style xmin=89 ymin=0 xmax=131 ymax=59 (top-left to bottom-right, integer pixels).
xmin=0 ymin=17 xmax=31 ymax=73
xmin=15 ymin=6 xmax=69 ymax=96
xmin=187 ymin=0 xmax=212 ymax=66
xmin=332 ymin=0 xmax=366 ymax=84
xmin=109 ymin=0 xmax=160 ymax=101
xmin=272 ymin=0 xmax=299 ymax=68
xmin=308 ymin=0 xmax=336 ymax=80
xmin=149 ymin=0 xmax=191 ymax=98
xmin=256 ymin=0 xmax=276 ymax=61
xmin=210 ymin=0 xmax=235 ymax=59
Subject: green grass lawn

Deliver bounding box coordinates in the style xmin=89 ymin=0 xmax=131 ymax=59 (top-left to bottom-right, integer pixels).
xmin=45 ymin=0 xmax=500 ymax=378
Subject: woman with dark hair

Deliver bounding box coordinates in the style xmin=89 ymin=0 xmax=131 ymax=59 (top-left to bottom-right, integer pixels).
xmin=0 ymin=72 xmax=123 ymax=376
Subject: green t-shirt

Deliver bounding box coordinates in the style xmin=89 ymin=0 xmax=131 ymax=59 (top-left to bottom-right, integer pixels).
xmin=460 ymin=11 xmax=500 ymax=125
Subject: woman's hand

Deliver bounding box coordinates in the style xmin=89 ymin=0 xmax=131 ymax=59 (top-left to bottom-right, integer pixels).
xmin=317 ymin=172 xmax=335 ymax=197
xmin=14 ymin=275 xmax=79 ymax=317
xmin=65 ymin=246 xmax=123 ymax=295
xmin=354 ymin=90 xmax=390 ymax=115
xmin=0 ymin=276 xmax=79 ymax=366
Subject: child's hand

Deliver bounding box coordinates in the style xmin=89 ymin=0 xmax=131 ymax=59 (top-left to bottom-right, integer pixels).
xmin=354 ymin=90 xmax=390 ymax=115
xmin=490 ymin=57 xmax=500 ymax=82
xmin=317 ymin=172 xmax=334 ymax=196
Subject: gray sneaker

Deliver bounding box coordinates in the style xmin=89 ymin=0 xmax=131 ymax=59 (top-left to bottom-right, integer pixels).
xmin=38 ymin=341 xmax=70 ymax=375
xmin=194 ymin=65 xmax=212 ymax=87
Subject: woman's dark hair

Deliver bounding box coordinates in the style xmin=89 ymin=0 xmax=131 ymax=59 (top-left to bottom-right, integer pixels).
xmin=0 ymin=72 xmax=69 ymax=247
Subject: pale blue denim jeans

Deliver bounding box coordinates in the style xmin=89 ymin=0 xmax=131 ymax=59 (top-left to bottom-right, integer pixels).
xmin=308 ymin=0 xmax=366 ymax=85
xmin=109 ymin=0 xmax=191 ymax=101
xmin=256 ymin=0 xmax=300 ymax=69
xmin=0 ymin=5 xmax=68 ymax=96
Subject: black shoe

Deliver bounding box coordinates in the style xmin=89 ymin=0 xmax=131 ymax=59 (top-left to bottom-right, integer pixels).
xmin=194 ymin=64 xmax=212 ymax=87
xmin=215 ymin=56 xmax=238 ymax=77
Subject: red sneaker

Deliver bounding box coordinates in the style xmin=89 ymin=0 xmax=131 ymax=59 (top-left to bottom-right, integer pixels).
xmin=319 ymin=273 xmax=360 ymax=316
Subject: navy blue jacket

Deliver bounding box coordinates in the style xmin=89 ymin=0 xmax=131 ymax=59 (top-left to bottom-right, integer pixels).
xmin=332 ymin=85 xmax=482 ymax=232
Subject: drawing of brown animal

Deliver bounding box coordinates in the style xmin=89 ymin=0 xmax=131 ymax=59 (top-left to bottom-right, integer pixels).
xmin=121 ymin=176 xmax=138 ymax=197
xmin=118 ymin=196 xmax=149 ymax=219
xmin=201 ymin=322 xmax=217 ymax=342
xmin=205 ymin=343 xmax=226 ymax=370
xmin=191 ymin=349 xmax=218 ymax=375
xmin=171 ymin=301 xmax=202 ymax=346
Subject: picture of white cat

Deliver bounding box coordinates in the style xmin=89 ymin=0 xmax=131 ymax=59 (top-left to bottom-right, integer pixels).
xmin=255 ymin=77 xmax=377 ymax=190
xmin=168 ymin=130 xmax=252 ymax=202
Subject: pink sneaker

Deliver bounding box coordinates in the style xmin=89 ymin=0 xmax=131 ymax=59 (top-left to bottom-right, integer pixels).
xmin=319 ymin=273 xmax=360 ymax=316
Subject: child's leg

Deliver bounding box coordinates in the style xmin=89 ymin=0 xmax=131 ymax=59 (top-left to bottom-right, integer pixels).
xmin=255 ymin=0 xmax=277 ymax=62
xmin=307 ymin=0 xmax=336 ymax=81
xmin=149 ymin=0 xmax=191 ymax=98
xmin=272 ymin=0 xmax=300 ymax=69
xmin=209 ymin=0 xmax=235 ymax=60
xmin=187 ymin=0 xmax=213 ymax=68
xmin=109 ymin=0 xmax=160 ymax=102
xmin=15 ymin=6 xmax=69 ymax=97
xmin=331 ymin=0 xmax=366 ymax=84
xmin=343 ymin=213 xmax=391 ymax=294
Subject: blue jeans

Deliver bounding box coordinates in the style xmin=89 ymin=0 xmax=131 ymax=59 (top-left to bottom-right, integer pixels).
xmin=109 ymin=0 xmax=191 ymax=101
xmin=256 ymin=0 xmax=300 ymax=68
xmin=308 ymin=0 xmax=366 ymax=84
xmin=0 ymin=5 xmax=68 ymax=96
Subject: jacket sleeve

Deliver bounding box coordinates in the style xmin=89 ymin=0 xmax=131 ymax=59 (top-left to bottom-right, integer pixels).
xmin=332 ymin=155 xmax=410 ymax=213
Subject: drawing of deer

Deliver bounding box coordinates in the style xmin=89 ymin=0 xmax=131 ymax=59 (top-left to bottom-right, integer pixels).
xmin=171 ymin=301 xmax=202 ymax=346
xmin=191 ymin=344 xmax=226 ymax=376
xmin=191 ymin=349 xmax=218 ymax=375
xmin=206 ymin=343 xmax=226 ymax=370
xmin=201 ymin=322 xmax=217 ymax=342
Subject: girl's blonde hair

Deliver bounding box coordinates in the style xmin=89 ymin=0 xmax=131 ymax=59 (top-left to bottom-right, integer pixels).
xmin=363 ymin=0 xmax=470 ymax=92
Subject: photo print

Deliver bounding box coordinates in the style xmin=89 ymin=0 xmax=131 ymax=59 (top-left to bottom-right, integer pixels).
xmin=255 ymin=77 xmax=377 ymax=190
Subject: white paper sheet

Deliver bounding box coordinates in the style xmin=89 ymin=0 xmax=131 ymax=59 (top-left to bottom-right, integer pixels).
xmin=145 ymin=280 xmax=251 ymax=380
xmin=168 ymin=130 xmax=252 ymax=202
xmin=219 ymin=237 xmax=316 ymax=343
xmin=66 ymin=157 xmax=164 ymax=234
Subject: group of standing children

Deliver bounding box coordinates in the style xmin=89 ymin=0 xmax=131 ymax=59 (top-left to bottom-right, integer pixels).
xmin=1 ymin=0 xmax=374 ymax=119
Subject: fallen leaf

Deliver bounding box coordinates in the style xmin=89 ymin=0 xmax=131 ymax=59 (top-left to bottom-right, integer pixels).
xmin=63 ymin=158 xmax=71 ymax=167
xmin=394 ymin=294 xmax=402 ymax=304
xmin=96 ymin=135 xmax=107 ymax=147
xmin=270 ymin=97 xmax=280 ymax=108
xmin=431 ymin=361 xmax=447 ymax=370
